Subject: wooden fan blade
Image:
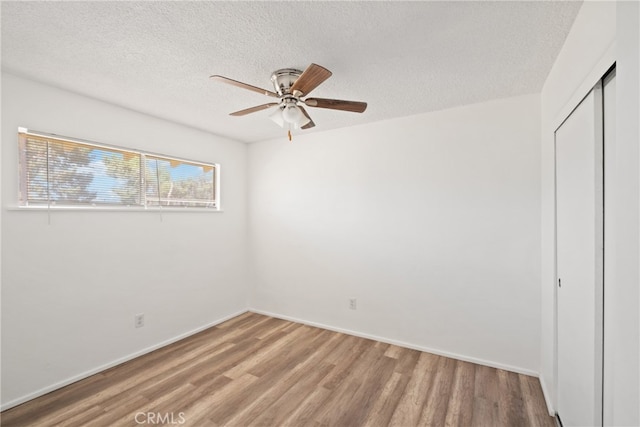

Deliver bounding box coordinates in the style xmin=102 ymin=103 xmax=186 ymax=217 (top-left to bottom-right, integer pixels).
xmin=290 ymin=64 xmax=332 ymax=96
xmin=230 ymin=103 xmax=279 ymax=116
xmin=210 ymin=75 xmax=279 ymax=98
xmin=304 ymin=98 xmax=367 ymax=113
xmin=299 ymin=106 xmax=316 ymax=129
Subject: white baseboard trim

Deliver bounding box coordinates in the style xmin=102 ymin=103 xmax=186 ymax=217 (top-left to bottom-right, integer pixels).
xmin=539 ymin=375 xmax=556 ymax=416
xmin=3 ymin=308 xmax=547 ymax=412
xmin=249 ymin=308 xmax=539 ymax=377
xmin=0 ymin=309 xmax=248 ymax=412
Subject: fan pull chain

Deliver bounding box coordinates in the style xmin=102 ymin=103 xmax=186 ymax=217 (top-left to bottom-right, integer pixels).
xmin=288 ymin=130 xmax=292 ymax=141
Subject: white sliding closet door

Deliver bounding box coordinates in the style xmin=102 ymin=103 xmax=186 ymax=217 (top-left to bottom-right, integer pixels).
xmin=555 ymin=82 xmax=604 ymax=427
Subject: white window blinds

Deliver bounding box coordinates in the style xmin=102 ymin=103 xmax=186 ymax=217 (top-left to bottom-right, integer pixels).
xmin=18 ymin=130 xmax=218 ymax=209
xmin=145 ymin=156 xmax=216 ymax=208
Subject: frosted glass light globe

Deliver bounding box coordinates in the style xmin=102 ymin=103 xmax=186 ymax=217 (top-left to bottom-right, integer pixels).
xmin=282 ymin=104 xmax=303 ymax=124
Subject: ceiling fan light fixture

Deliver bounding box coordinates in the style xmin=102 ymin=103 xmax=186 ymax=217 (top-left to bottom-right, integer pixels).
xmin=282 ymin=103 xmax=303 ymax=124
xmin=298 ymin=114 xmax=311 ymax=127
xmin=269 ymin=107 xmax=285 ymax=127
xmin=272 ymin=102 xmax=311 ymax=130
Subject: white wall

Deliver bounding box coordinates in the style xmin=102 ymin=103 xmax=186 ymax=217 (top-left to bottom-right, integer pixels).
xmin=0 ymin=73 xmax=249 ymax=409
xmin=248 ymin=94 xmax=542 ymax=374
xmin=540 ymin=1 xmax=640 ymax=423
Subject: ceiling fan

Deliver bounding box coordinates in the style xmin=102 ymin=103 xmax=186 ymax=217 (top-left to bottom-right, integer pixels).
xmin=211 ymin=63 xmax=367 ymax=140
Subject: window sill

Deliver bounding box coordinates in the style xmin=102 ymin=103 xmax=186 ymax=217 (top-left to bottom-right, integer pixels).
xmin=6 ymin=205 xmax=223 ymax=213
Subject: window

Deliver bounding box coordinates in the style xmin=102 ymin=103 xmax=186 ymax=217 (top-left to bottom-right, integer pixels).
xmin=145 ymin=156 xmax=216 ymax=208
xmin=18 ymin=129 xmax=219 ymax=209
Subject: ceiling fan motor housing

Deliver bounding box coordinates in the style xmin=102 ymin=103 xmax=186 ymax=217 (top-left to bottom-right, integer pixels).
xmin=271 ymin=69 xmax=302 ymax=97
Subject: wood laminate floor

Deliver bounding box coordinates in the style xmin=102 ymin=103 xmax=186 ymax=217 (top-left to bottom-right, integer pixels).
xmin=1 ymin=312 xmax=555 ymax=427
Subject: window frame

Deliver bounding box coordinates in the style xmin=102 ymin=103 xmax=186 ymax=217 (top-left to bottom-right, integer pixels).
xmin=17 ymin=127 xmax=221 ymax=212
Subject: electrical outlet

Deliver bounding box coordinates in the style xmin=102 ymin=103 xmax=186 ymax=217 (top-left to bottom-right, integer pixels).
xmin=349 ymin=298 xmax=357 ymax=310
xmin=134 ymin=313 xmax=145 ymax=328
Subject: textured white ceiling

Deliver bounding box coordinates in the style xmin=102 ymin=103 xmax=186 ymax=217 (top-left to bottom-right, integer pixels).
xmin=1 ymin=1 xmax=581 ymax=143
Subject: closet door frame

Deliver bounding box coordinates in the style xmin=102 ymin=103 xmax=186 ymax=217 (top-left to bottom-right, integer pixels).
xmin=554 ymin=67 xmax=613 ymax=426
